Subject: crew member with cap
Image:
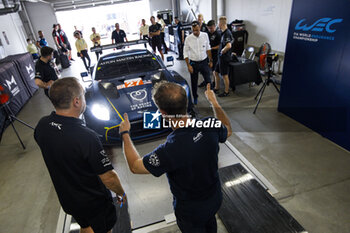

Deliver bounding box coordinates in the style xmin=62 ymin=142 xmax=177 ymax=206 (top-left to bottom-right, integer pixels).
xmin=184 ymin=21 xmax=213 ymax=105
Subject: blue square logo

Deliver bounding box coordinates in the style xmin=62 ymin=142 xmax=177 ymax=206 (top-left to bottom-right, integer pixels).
xmin=143 ymin=110 xmax=161 ymax=129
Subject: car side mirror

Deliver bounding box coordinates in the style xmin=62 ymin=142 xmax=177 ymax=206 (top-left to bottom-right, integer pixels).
xmin=166 ymin=56 xmax=174 ymax=67
xmin=80 ymin=72 xmax=92 ymax=82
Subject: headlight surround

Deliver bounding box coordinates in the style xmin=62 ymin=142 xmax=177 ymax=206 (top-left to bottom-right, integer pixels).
xmin=91 ymin=104 xmax=110 ymax=121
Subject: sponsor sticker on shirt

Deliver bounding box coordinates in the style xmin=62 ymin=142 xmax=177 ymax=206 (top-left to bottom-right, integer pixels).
xmin=148 ymin=153 xmax=160 ymax=167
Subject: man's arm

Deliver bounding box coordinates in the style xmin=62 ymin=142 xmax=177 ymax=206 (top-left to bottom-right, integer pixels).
xmin=153 ymin=30 xmax=161 ymax=36
xmin=221 ymin=41 xmax=232 ymax=55
xmin=35 ymin=78 xmax=52 ymax=89
xmin=211 ymin=45 xmax=220 ymax=50
xmin=36 ymin=41 xmax=41 ymax=49
xmin=205 ymin=84 xmax=232 ymax=137
xmin=119 ymin=113 xmax=150 ymax=174
xmin=99 ymin=170 xmax=125 ymax=195
xmin=206 ymin=49 xmax=213 ymax=68
xmin=184 ymin=38 xmax=193 ymax=73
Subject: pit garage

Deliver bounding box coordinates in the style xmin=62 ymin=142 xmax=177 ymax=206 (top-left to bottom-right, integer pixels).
xmin=0 ymin=1 xmax=350 ymax=233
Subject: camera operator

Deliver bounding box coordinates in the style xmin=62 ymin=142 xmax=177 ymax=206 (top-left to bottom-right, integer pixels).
xmin=34 ymin=77 xmax=126 ymax=233
xmin=119 ymin=82 xmax=232 ymax=233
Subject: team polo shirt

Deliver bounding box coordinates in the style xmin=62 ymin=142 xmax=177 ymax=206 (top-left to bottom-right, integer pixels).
xmin=208 ymin=29 xmax=221 ymax=59
xmin=143 ymin=117 xmax=228 ymax=217
xmin=219 ymin=29 xmax=234 ymax=62
xmin=111 ymin=30 xmax=127 ymax=44
xmin=149 ymin=23 xmax=162 ymax=43
xmin=35 ymin=59 xmax=58 ymax=96
xmin=34 ymin=112 xmax=114 ymax=218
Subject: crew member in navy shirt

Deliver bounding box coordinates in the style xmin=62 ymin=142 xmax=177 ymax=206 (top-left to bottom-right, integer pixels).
xmin=111 ymin=23 xmax=128 ymax=49
xmin=214 ymin=16 xmax=233 ymax=97
xmin=119 ymin=82 xmax=232 ymax=233
xmin=175 ymin=17 xmax=185 ymax=60
xmin=34 ymin=78 xmax=126 ymax=233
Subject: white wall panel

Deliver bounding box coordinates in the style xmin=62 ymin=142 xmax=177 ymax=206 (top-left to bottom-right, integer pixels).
xmin=0 ymin=12 xmax=27 ymax=56
xmin=23 ymin=1 xmax=58 ymax=49
xmin=225 ymin=0 xmax=293 ymax=52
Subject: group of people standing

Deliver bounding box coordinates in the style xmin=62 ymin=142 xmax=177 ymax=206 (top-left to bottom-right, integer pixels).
xmin=139 ymin=14 xmax=169 ymax=61
xmin=31 ymin=14 xmax=236 ymax=233
xmin=179 ymin=14 xmax=233 ymax=104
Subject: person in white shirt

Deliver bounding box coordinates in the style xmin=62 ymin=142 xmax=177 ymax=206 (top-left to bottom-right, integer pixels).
xmin=184 ymin=21 xmax=213 ymax=105
xmin=157 ymin=14 xmax=168 ymax=54
xmin=140 ymin=19 xmax=149 ymax=48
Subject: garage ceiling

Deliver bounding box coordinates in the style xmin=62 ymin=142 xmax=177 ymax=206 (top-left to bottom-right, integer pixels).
xmin=40 ymin=0 xmax=142 ymax=12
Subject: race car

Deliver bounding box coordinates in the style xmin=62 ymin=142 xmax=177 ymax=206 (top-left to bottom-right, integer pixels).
xmin=82 ymin=40 xmax=194 ymax=145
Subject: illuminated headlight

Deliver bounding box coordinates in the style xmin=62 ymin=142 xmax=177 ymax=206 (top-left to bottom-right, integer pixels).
xmin=91 ymin=104 xmax=110 ymax=121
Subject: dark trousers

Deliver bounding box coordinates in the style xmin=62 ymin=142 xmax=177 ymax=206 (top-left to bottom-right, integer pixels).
xmin=177 ymin=40 xmax=184 ymax=59
xmin=142 ymin=35 xmax=150 ymax=48
xmin=190 ymin=59 xmax=211 ymax=99
xmin=80 ymin=50 xmax=91 ymax=71
xmin=160 ymin=32 xmax=168 ymax=52
xmin=177 ymin=215 xmax=217 ymax=233
xmin=94 ymin=45 xmax=102 ymax=60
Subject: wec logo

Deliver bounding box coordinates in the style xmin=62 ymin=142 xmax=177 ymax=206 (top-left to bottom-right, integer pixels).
xmin=295 ymin=18 xmax=343 ymax=33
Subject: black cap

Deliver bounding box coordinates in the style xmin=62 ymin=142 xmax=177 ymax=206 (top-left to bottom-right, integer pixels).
xmin=53 ymin=24 xmax=57 ymax=28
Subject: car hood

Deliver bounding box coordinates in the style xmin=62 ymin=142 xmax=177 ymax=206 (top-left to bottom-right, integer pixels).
xmin=86 ymin=70 xmax=169 ymax=122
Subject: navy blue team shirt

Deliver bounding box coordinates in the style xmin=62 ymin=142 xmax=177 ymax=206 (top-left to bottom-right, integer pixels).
xmin=143 ymin=117 xmax=228 ymax=222
xmin=34 ymin=112 xmax=114 ymax=218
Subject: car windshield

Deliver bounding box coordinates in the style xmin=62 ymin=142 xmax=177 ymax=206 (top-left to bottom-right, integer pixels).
xmin=95 ymin=52 xmax=161 ymax=80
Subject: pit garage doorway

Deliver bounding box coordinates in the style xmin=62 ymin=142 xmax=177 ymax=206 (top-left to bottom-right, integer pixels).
xmin=55 ymin=0 xmax=151 ymax=63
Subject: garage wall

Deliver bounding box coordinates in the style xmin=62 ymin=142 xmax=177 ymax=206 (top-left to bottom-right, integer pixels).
xmin=224 ymin=0 xmax=293 ymax=52
xmin=0 ymin=12 xmax=27 ymax=58
xmin=149 ymin=0 xmax=172 ymax=15
xmin=179 ymin=0 xmax=212 ymax=22
xmin=23 ymin=1 xmax=58 ymax=49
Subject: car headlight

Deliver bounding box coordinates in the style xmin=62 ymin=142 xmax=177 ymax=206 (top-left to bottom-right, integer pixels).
xmin=91 ymin=104 xmax=110 ymax=121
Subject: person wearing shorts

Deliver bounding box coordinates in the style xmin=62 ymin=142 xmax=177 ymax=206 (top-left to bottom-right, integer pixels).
xmin=214 ymin=16 xmax=233 ymax=97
